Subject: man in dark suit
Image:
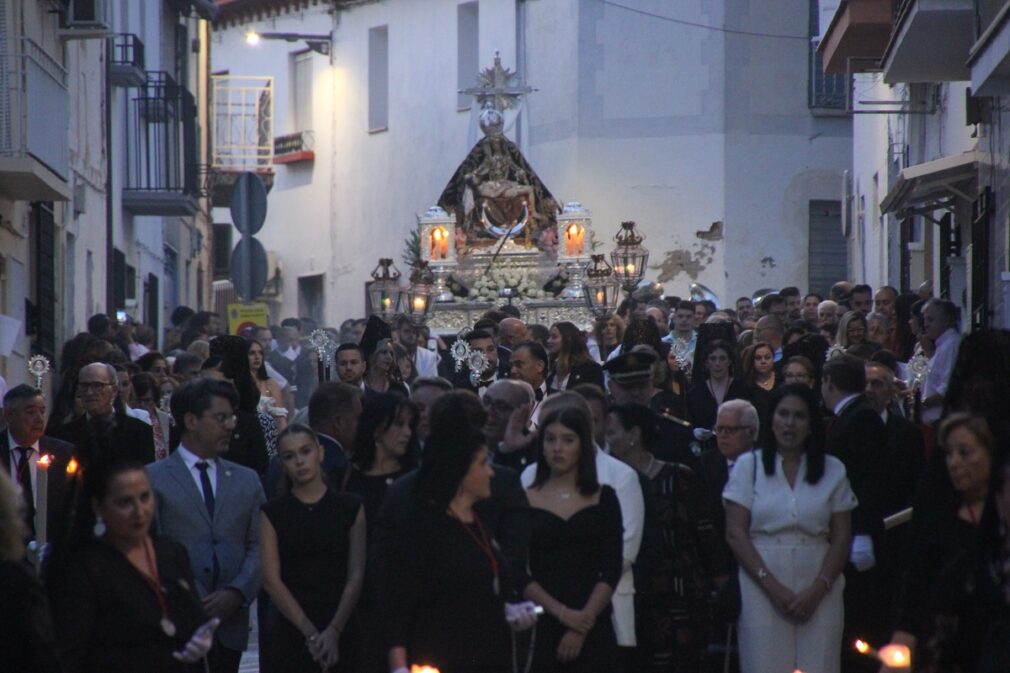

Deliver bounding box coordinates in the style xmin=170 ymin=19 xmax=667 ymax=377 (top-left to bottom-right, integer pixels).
xmin=148 ymin=379 xmax=265 ymax=673
xmin=50 ymin=362 xmax=154 ymax=467
xmin=698 ymin=399 xmax=760 ymax=542
xmin=821 ymin=355 xmax=889 ymax=673
xmin=452 ymin=328 xmax=508 ymax=394
xmin=0 ymin=385 xmax=76 ymax=539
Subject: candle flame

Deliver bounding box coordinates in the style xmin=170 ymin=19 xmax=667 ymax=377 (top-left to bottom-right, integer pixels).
xmin=66 ymin=457 xmax=79 ymax=475
xmin=854 ymin=640 xmax=870 ymax=654
xmin=410 ymin=667 xmax=441 ymax=673
xmin=567 ymin=223 xmax=580 ymax=236
xmin=432 ymin=227 xmax=443 ymax=240
xmin=413 ymin=297 xmax=425 ymax=310
xmin=880 ymin=644 xmax=911 ymax=668
xmin=37 ymin=454 xmax=53 ymax=468
xmin=626 ymin=263 xmax=636 ymax=274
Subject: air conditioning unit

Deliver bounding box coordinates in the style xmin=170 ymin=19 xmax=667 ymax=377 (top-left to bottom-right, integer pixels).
xmin=61 ymin=0 xmax=112 ymax=39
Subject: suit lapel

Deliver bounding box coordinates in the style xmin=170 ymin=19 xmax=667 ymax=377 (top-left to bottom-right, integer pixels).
xmin=213 ymin=459 xmax=233 ymax=521
xmin=165 ymin=452 xmax=212 ymax=525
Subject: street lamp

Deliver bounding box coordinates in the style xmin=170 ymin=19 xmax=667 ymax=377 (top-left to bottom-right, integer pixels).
xmin=245 ymin=30 xmax=332 ymax=56
xmin=403 ymin=261 xmax=434 ymax=325
xmin=583 ymin=254 xmax=620 ymax=317
xmin=610 ymin=220 xmax=649 ymax=295
xmin=367 ymin=258 xmax=402 ymax=322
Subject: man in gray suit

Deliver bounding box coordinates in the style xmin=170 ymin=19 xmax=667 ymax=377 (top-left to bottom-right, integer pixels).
xmin=149 ymin=378 xmax=265 ymax=673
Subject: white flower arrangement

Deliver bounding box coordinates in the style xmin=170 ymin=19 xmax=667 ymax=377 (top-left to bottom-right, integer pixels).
xmin=469 ymin=267 xmax=545 ymax=302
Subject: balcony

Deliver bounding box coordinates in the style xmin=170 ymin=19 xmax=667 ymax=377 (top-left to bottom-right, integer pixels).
xmin=968 ymin=0 xmax=1010 ymax=95
xmin=273 ymin=130 xmax=315 ymax=165
xmin=819 ymin=0 xmax=893 ymax=74
xmin=122 ymin=72 xmax=199 ymax=217
xmin=882 ymin=0 xmax=974 ymax=83
xmin=211 ymin=75 xmax=274 ymax=207
xmin=0 ymin=38 xmax=70 ymax=201
xmin=109 ymin=34 xmax=145 ymax=88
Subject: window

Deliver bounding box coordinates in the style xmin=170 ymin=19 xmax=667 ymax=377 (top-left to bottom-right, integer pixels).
xmin=292 ymin=51 xmax=313 ymax=132
xmin=368 ymin=25 xmax=389 ymax=132
xmin=457 ymin=2 xmax=479 ymax=110
xmin=212 ymin=223 xmax=233 ymax=280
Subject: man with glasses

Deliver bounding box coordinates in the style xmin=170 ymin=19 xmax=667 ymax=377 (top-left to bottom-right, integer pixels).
xmin=52 ymin=362 xmax=154 ymax=466
xmin=699 ymin=399 xmax=759 ymax=541
xmin=481 ymin=379 xmax=536 ymax=471
xmin=149 ymin=378 xmax=266 ymax=673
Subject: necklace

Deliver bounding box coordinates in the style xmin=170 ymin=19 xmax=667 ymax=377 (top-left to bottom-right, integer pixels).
xmin=449 ymin=509 xmax=500 ymax=596
xmin=141 ymin=538 xmax=176 ymax=637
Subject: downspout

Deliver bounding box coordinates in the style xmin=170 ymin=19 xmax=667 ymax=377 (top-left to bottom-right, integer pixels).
xmin=515 ymin=0 xmax=527 ymax=155
xmin=104 ymin=36 xmax=115 ymax=313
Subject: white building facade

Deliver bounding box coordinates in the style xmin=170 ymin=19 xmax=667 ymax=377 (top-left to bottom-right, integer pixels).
xmin=210 ymin=0 xmax=853 ymax=326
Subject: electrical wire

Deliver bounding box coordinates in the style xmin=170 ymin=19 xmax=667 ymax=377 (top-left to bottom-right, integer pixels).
xmin=600 ymin=0 xmax=810 ymax=40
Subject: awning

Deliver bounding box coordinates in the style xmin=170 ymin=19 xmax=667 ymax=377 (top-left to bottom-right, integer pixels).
xmin=880 ymin=150 xmax=979 ymax=219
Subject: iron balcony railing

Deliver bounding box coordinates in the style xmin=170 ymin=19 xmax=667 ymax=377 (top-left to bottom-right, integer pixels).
xmin=0 ymin=37 xmax=69 ymax=178
xmin=809 ymin=38 xmax=847 ymax=109
xmin=211 ymin=75 xmax=273 ymax=172
xmin=125 ymin=71 xmax=198 ymax=195
xmin=111 ymin=33 xmax=145 ymax=70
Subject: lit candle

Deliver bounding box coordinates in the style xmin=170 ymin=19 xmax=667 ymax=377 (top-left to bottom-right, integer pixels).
xmin=382 ymin=296 xmax=392 ymax=309
xmin=854 ymin=639 xmax=879 ymax=661
xmin=431 ymin=227 xmax=448 ymax=259
xmin=35 ymin=454 xmax=51 ymax=546
xmin=66 ymin=457 xmax=79 ymax=476
xmin=626 ymin=263 xmax=635 ymax=275
xmin=410 ymin=667 xmax=441 ymax=673
xmin=879 ymin=644 xmax=911 ymax=668
xmin=596 ymin=290 xmax=605 ymax=304
xmin=565 ymin=224 xmax=584 ymax=256
xmin=413 ymin=296 xmax=425 ymax=311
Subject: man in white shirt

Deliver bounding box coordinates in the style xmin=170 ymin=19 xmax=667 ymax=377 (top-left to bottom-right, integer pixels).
xmin=920 ymin=298 xmax=960 ymax=424
xmin=519 ymin=392 xmax=645 ymax=655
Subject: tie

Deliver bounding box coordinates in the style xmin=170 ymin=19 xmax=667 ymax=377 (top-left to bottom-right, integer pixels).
xmin=15 ymin=448 xmax=35 ymax=530
xmin=534 ymin=387 xmax=545 ymax=402
xmin=195 ymin=461 xmax=220 ymax=587
xmin=195 ymin=462 xmax=215 ymax=519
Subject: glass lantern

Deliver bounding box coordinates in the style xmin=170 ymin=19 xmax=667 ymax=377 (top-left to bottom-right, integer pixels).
xmin=367 ymin=258 xmax=402 ymax=321
xmin=610 ymin=220 xmax=649 ymax=294
xmin=403 ymin=261 xmax=434 ymax=324
xmin=583 ymin=254 xmax=620 ymax=318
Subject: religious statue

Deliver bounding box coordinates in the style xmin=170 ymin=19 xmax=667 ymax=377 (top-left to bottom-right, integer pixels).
xmin=438 ymin=56 xmax=559 ymax=250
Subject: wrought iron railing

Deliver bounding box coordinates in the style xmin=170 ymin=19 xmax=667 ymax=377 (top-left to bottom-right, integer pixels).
xmin=211 ymin=75 xmax=273 ymax=171
xmin=809 ymin=39 xmax=847 ymax=109
xmin=125 ymin=71 xmax=198 ymax=194
xmin=0 ymin=37 xmax=69 ymax=178
xmin=111 ymin=33 xmax=145 ymax=70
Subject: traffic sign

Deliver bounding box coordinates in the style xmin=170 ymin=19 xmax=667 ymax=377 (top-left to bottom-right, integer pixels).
xmin=230 ymin=237 xmax=269 ymax=301
xmin=230 ymin=172 xmax=267 ymax=235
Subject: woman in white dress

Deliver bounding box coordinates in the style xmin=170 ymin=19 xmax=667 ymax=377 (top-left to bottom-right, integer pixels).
xmin=723 ymin=383 xmax=856 ymax=673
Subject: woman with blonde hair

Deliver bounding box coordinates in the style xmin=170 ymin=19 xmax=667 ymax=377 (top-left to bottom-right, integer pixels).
xmin=0 ymin=470 xmax=61 ymax=672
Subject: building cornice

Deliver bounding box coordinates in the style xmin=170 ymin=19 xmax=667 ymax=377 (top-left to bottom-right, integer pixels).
xmin=214 ymin=0 xmax=380 ymax=29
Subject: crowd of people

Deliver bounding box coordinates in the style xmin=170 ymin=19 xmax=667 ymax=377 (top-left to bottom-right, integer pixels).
xmin=1 ymin=279 xmax=1009 ymax=673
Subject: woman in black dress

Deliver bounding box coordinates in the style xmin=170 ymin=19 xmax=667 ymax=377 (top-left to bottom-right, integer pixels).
xmin=546 ymin=321 xmax=605 ymax=392
xmin=382 ymin=421 xmax=535 ymax=673
xmin=522 ymin=404 xmax=623 ymax=673
xmin=344 ymin=393 xmax=419 ymax=528
xmin=260 ymin=425 xmax=366 ymax=673
xmin=686 ymin=340 xmax=752 ymax=431
xmin=50 ymin=460 xmax=217 ymax=673
xmin=605 ymin=403 xmax=729 ymax=672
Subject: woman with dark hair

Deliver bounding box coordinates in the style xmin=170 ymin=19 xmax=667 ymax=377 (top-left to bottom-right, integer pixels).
xmin=382 ymin=420 xmax=535 ymax=673
xmin=590 ymin=312 xmax=625 ymax=363
xmin=618 ymin=315 xmax=663 ymax=356
xmin=50 ymin=460 xmax=218 ymax=672
xmin=653 ymin=346 xmax=690 ymax=420
xmin=741 ymin=341 xmax=777 ymax=392
xmin=205 ymin=337 xmax=273 ymax=473
xmin=606 ymin=403 xmax=727 ymax=672
xmin=521 ymin=405 xmax=623 ymax=673
xmin=133 ymin=372 xmax=171 ymax=461
xmin=247 ymin=338 xmax=288 ymax=431
xmin=724 ymin=384 xmax=855 ymax=673
xmin=686 ymin=340 xmax=752 ymax=430
xmin=136 ymin=351 xmax=170 ymax=381
xmin=344 ymin=393 xmax=418 ymax=530
xmin=260 ymin=425 xmax=365 ymax=673
xmin=546 ymin=321 xmax=605 ymax=392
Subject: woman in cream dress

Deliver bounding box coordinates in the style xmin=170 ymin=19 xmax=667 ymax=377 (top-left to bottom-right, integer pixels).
xmin=724 ymin=384 xmax=856 ymax=673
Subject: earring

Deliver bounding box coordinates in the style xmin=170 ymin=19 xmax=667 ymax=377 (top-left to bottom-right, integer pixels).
xmin=92 ymin=516 xmax=106 ymax=537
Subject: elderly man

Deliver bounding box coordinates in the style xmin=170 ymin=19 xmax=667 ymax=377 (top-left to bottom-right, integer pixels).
xmin=873 ymin=286 xmax=897 ymax=318
xmin=698 ymin=399 xmax=759 ymax=539
xmin=920 ymin=298 xmax=960 ymax=424
xmin=1 ymin=384 xmax=76 ymax=539
xmin=482 ymin=379 xmax=536 ymax=471
xmin=498 ymin=317 xmax=528 ymax=350
xmin=52 ymin=362 xmax=154 ymax=466
xmin=817 ymin=299 xmax=840 ymax=324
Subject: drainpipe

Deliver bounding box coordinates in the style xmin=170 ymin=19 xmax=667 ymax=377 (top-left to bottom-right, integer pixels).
xmin=104 ymin=36 xmax=115 ymax=314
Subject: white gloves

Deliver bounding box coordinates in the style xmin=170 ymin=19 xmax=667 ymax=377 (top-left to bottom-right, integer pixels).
xmin=850 ymin=534 xmax=876 ymax=572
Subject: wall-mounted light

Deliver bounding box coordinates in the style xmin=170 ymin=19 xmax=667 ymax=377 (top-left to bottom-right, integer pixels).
xmin=245 ymin=30 xmax=331 ymax=56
